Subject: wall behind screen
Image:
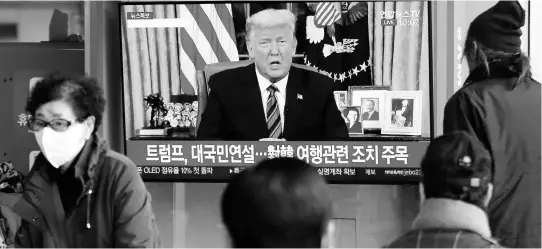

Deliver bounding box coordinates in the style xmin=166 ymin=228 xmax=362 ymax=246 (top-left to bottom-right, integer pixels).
xmin=0 ymin=1 xmax=83 ymax=43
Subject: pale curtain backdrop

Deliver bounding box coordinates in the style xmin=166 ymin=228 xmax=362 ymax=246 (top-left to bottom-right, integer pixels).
xmin=368 ymin=1 xmax=430 ymax=136
xmin=121 ymin=4 xmax=238 ymax=138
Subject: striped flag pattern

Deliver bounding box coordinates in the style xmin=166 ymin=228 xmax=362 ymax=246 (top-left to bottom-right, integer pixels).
xmin=177 ymin=4 xmax=239 ymax=94
xmin=314 ymin=2 xmax=341 ymax=27
xmin=266 ymin=85 xmax=282 ymax=138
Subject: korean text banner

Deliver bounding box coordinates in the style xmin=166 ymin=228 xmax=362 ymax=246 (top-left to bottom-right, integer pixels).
xmin=126 ymin=141 xmax=430 ymax=168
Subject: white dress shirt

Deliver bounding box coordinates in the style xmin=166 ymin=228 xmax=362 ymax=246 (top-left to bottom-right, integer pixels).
xmin=255 ymin=68 xmax=288 ymax=131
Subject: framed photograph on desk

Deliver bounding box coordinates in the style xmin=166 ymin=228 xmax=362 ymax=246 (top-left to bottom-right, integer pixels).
xmin=341 ymin=106 xmax=364 ymax=135
xmin=334 ymin=91 xmax=348 ymax=109
xmin=382 ymin=91 xmax=423 ymax=136
xmin=348 ymin=86 xmax=389 ymax=129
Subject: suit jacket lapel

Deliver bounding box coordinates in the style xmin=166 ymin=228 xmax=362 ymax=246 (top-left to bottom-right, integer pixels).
xmin=284 ymin=66 xmax=304 ymax=138
xmin=243 ymin=63 xmax=269 ymax=139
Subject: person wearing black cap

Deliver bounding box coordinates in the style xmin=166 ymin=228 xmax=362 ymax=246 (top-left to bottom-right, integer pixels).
xmin=384 ymin=131 xmax=503 ymax=248
xmin=443 ymin=1 xmax=541 ymax=248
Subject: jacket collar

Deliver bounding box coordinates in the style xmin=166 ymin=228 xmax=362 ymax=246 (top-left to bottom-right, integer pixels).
xmin=240 ymin=63 xmax=305 ymax=139
xmin=412 ymin=198 xmax=492 ymax=238
xmin=13 ymin=133 xmax=108 ymax=230
xmin=39 ymin=133 xmax=107 ymax=185
xmin=465 ymin=60 xmax=524 ymax=84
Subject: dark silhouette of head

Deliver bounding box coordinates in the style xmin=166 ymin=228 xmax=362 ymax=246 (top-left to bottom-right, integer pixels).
xmin=464 ymin=1 xmax=531 ymax=85
xmin=221 ymin=157 xmax=333 ymax=248
xmin=421 ymin=131 xmax=494 ymax=209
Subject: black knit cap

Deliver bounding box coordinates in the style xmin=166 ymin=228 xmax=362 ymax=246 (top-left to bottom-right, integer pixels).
xmin=421 ymin=131 xmax=492 ymax=189
xmin=467 ymin=0 xmax=525 ymax=53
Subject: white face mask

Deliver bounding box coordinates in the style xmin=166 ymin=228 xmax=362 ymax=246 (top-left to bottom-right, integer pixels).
xmin=35 ymin=124 xmax=88 ymax=168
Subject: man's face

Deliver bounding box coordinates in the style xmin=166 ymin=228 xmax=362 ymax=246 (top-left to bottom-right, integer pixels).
xmin=347 ymin=110 xmax=358 ymax=123
xmin=247 ymin=24 xmax=297 ymax=82
xmin=364 ymin=100 xmax=374 ymax=112
xmin=402 ymin=100 xmax=409 ymax=107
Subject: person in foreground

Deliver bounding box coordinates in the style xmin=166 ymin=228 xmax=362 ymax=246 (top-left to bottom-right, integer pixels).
xmin=385 ymin=131 xmax=502 ymax=248
xmin=197 ymin=8 xmax=348 ymax=141
xmin=443 ymin=1 xmax=540 ymax=247
xmin=14 ymin=73 xmax=160 ymax=247
xmin=221 ymin=157 xmax=335 ymax=248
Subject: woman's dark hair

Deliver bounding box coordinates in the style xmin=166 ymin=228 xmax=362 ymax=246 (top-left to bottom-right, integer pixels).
xmin=420 ymin=132 xmax=493 ymax=209
xmin=221 ymin=158 xmax=332 ymax=248
xmin=342 ymin=107 xmax=360 ymax=119
xmin=422 ymin=173 xmax=491 ymax=210
xmin=25 ymin=72 xmax=106 ymax=133
xmin=463 ymin=38 xmax=531 ymax=86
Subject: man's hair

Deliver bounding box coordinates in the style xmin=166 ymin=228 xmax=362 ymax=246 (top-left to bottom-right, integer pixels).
xmin=245 ymin=8 xmax=296 ymax=43
xmin=343 ymin=107 xmax=360 ymax=118
xmin=221 ymin=157 xmax=332 ymax=248
xmin=421 ymin=132 xmax=493 ymax=209
xmin=26 ymin=72 xmax=106 ymax=134
xmin=364 ymin=99 xmax=375 ymax=105
xmin=463 ymin=38 xmax=531 ymax=86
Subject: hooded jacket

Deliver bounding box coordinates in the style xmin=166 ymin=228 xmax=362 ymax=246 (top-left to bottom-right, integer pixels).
xmin=13 ymin=134 xmax=160 ymax=247
xmin=443 ymin=62 xmax=541 ymax=248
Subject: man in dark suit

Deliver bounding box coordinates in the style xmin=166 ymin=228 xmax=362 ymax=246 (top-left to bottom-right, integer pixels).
xmin=197 ymin=9 xmax=348 ymax=141
xmin=361 ymin=99 xmax=379 ymax=120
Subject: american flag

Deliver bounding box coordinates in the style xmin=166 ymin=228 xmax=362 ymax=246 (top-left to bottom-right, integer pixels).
xmin=177 ymin=4 xmax=239 ymax=94
xmin=314 ymin=2 xmax=342 ymax=27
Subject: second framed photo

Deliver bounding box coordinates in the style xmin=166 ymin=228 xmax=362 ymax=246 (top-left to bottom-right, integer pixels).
xmin=334 ymin=91 xmax=348 ymax=109
xmin=348 ymin=86 xmax=389 ymax=129
xmin=381 ymin=91 xmax=423 ymax=136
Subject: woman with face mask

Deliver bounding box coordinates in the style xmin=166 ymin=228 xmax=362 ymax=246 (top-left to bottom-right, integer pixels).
xmin=13 ymin=73 xmax=160 ymax=247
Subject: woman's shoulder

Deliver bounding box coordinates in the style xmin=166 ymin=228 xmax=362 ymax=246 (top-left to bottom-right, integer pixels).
xmin=101 ymin=150 xmax=138 ymax=172
xmin=94 ymin=149 xmax=140 ymax=182
xmin=448 ymin=82 xmax=488 ymax=105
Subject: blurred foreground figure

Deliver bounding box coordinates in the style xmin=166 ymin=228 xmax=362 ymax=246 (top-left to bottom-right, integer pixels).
xmin=221 ymin=157 xmax=334 ymax=248
xmin=0 ymin=162 xmax=24 ymax=248
xmin=385 ymin=131 xmax=502 ymax=248
xmin=14 ymin=73 xmax=160 ymax=247
xmin=444 ymin=1 xmax=540 ymax=247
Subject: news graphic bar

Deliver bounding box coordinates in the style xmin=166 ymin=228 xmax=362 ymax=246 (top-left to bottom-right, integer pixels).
xmin=138 ymin=166 xmax=422 ymax=183
xmin=127 ymin=141 xmax=429 ymax=167
xmin=127 ymin=141 xmax=429 ymax=183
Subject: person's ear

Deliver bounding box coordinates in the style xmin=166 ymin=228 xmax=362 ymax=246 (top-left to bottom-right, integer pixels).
xmin=483 ymin=183 xmax=494 ymax=207
xmin=321 ymin=220 xmax=335 ymax=248
xmin=246 ymin=40 xmax=254 ymax=59
xmin=83 ymin=116 xmax=95 ymax=140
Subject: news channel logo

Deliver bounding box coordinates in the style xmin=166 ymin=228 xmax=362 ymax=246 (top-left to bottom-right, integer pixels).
xmin=127 ymin=12 xmax=154 ymax=20
xmin=380 ymin=10 xmax=421 ymax=27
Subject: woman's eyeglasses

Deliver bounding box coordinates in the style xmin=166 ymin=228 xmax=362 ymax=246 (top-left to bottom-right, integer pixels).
xmin=27 ymin=118 xmax=76 ymax=132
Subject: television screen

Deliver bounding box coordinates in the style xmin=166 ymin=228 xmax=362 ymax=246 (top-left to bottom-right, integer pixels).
xmin=120 ymin=1 xmax=433 ymax=183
